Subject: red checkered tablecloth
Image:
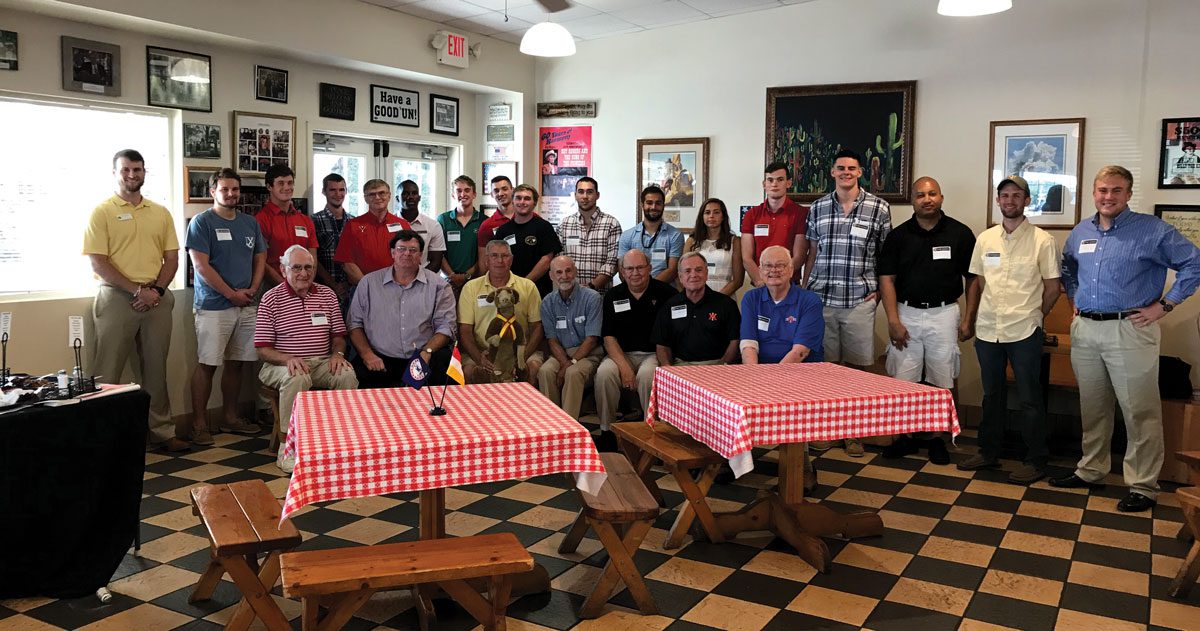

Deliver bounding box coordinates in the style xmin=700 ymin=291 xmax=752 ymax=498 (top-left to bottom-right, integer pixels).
xmin=646 ymin=363 xmax=960 ymax=460
xmin=280 ymin=382 xmax=606 ymax=521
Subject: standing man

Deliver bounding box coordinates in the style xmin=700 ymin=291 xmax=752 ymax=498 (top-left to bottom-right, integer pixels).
xmin=312 ymin=173 xmax=350 ymax=307
xmin=617 ymin=185 xmax=684 ymax=284
xmin=877 ymin=177 xmax=975 ymax=466
xmin=1051 ymin=166 xmax=1200 ymax=511
xmin=477 ymin=175 xmax=515 ymax=259
xmin=959 ymin=176 xmax=1061 ymax=484
xmin=334 ymin=179 xmax=411 ymax=289
xmin=84 ymin=149 xmax=185 ymax=451
xmin=654 ymin=251 xmax=741 ymax=368
xmin=347 ymin=230 xmax=456 ymax=388
xmin=458 ymin=240 xmax=545 ymax=383
xmin=538 ymin=255 xmax=604 ymax=420
xmin=556 ymin=177 xmax=622 ymax=293
xmin=396 ymin=179 xmax=447 ymax=272
xmin=439 ymin=175 xmax=486 ymax=294
xmin=494 ymin=184 xmax=562 ymax=296
xmin=803 ymin=149 xmax=892 ymax=457
xmin=186 ymin=168 xmax=267 ymax=445
xmin=256 ymin=164 xmax=317 ymax=288
xmin=741 ymin=162 xmax=808 ymax=287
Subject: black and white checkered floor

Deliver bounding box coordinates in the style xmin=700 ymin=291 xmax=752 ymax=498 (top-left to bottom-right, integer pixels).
xmin=2 ymin=418 xmax=1198 ymax=631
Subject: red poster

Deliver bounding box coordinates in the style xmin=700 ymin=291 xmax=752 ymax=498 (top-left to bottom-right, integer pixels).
xmin=539 ymin=126 xmax=591 ymax=224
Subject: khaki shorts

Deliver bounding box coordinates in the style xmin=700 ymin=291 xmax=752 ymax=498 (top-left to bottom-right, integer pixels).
xmin=822 ymin=300 xmax=878 ymax=366
xmin=195 ymin=306 xmax=258 ymax=366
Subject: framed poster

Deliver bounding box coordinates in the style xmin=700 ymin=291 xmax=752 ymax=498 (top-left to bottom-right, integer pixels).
xmin=254 ymin=65 xmax=288 ymax=103
xmin=430 ymin=93 xmax=459 ymax=136
xmin=1155 ymin=205 xmax=1200 ymax=248
xmin=146 ymin=46 xmax=211 ymax=112
xmin=636 ymin=137 xmax=709 ymax=230
xmin=987 ymin=118 xmax=1085 ymax=229
xmin=0 ymin=30 xmax=18 ymax=71
xmin=370 ymin=84 xmax=418 ymax=127
xmin=539 ymin=126 xmax=592 ymax=225
xmin=236 ymin=185 xmax=269 ymax=216
xmin=319 ymin=83 xmax=355 ymax=120
xmin=61 ymin=36 xmax=121 ymax=96
xmin=231 ymin=110 xmax=296 ymax=177
xmin=1159 ymin=118 xmax=1200 ymax=188
xmin=482 ymin=161 xmax=519 ymax=199
xmin=766 ymin=81 xmax=915 ymax=204
xmin=183 ymin=123 xmax=221 ymax=159
xmin=184 ymin=166 xmax=217 ymax=204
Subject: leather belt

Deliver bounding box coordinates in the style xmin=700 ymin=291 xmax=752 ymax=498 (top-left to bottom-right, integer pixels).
xmin=1078 ymin=310 xmax=1136 ymax=321
xmin=901 ymin=300 xmax=954 ymax=309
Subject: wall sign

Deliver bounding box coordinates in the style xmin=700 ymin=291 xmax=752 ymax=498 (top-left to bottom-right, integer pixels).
xmin=488 ymin=103 xmax=511 ymax=123
xmin=537 ymin=101 xmax=597 ymax=119
xmin=436 ymin=30 xmax=469 ymax=69
xmin=319 ymin=83 xmax=356 ymax=120
xmin=370 ymin=84 xmax=419 ymax=127
xmin=487 ymin=125 xmax=515 ymax=142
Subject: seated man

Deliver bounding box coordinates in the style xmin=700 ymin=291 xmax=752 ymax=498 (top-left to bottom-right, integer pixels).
xmin=458 ymin=239 xmax=545 ymax=383
xmin=255 ymin=245 xmax=359 ymax=473
xmin=654 ymin=252 xmax=741 ymax=367
xmin=348 ymin=230 xmax=456 ymax=388
xmin=538 ymin=255 xmax=604 ymax=419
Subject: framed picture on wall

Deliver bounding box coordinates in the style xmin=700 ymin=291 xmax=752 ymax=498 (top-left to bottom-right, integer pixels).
xmin=987 ymin=118 xmax=1085 ymax=229
xmin=1155 ymin=204 xmax=1200 ymax=248
xmin=255 ymin=65 xmax=288 ymax=103
xmin=146 ymin=46 xmax=211 ymax=112
xmin=370 ymin=84 xmax=418 ymax=127
xmin=231 ymin=110 xmax=296 ymax=177
xmin=0 ymin=30 xmax=18 ymax=71
xmin=183 ymin=123 xmax=221 ymax=159
xmin=237 ymin=185 xmax=269 ymax=216
xmin=1159 ymin=118 xmax=1200 ymax=188
xmin=431 ymin=94 xmax=459 ymax=135
xmin=319 ymin=82 xmax=355 ymax=120
xmin=184 ymin=166 xmax=217 ymax=204
xmin=766 ymin=81 xmax=915 ymax=204
xmin=636 ymin=137 xmax=710 ymax=231
xmin=481 ymin=161 xmax=518 ymax=199
xmin=61 ymin=36 xmax=121 ymax=96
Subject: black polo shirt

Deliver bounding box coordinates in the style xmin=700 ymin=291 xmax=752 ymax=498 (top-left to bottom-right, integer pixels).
xmin=601 ymin=278 xmax=677 ymax=352
xmin=877 ymin=211 xmax=975 ymax=306
xmin=494 ymin=216 xmax=562 ymax=297
xmin=652 ymin=287 xmax=741 ymax=362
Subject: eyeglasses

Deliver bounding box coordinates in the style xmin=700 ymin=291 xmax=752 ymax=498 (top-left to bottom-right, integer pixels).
xmin=288 ymin=264 xmax=315 ymax=273
xmin=365 ymin=190 xmax=390 ymax=198
xmin=761 ymin=262 xmax=789 ymax=270
xmin=393 ymin=246 xmax=421 ymax=254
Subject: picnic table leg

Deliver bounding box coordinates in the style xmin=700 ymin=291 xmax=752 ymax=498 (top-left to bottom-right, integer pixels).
xmin=419 ymin=489 xmax=446 ymax=540
xmin=665 ymin=463 xmax=723 ymax=548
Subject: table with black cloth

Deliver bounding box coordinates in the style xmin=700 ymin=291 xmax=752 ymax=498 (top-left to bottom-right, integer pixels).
xmin=0 ymin=390 xmax=148 ymax=598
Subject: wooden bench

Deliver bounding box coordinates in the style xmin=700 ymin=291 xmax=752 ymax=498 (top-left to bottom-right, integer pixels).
xmin=1175 ymin=451 xmax=1200 ymax=546
xmin=190 ymin=480 xmax=302 ymax=631
xmin=280 ymin=532 xmax=532 ymax=631
xmin=1170 ymin=485 xmax=1200 ymax=598
xmin=558 ymin=451 xmax=661 ymax=618
xmin=611 ymin=421 xmax=726 ymax=549
xmin=258 ymin=383 xmax=283 ymax=454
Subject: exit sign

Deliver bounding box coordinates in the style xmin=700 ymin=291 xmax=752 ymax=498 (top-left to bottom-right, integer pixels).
xmin=437 ymin=31 xmax=469 ymax=69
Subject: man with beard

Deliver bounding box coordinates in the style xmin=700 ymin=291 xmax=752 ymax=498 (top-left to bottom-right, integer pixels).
xmin=396 ymin=179 xmax=446 ymax=271
xmin=84 ymin=149 xmax=185 ymax=451
xmin=556 ymin=177 xmax=622 ymax=293
xmin=256 ymin=164 xmax=317 ymax=288
xmin=617 ymin=185 xmax=684 ymax=283
xmin=493 ymin=185 xmax=562 ymax=297
xmin=959 ymin=176 xmax=1061 ymax=483
xmin=538 ymin=255 xmax=604 ymax=420
xmin=312 ymin=173 xmax=350 ymax=307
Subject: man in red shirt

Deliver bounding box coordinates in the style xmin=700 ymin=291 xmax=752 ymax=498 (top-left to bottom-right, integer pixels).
xmin=477 ymin=175 xmax=515 ymax=263
xmin=740 ymin=162 xmax=808 ymax=287
xmin=334 ymin=178 xmax=411 ymax=286
xmin=256 ymin=164 xmax=317 ymax=287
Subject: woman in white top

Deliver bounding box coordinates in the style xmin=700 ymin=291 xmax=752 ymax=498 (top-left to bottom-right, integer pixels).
xmin=684 ymin=197 xmax=743 ymax=296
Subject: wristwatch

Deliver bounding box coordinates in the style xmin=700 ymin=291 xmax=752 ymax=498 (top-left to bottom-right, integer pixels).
xmin=1160 ymin=299 xmax=1174 ymax=313
xmin=570 ymin=358 xmax=578 ymax=365
xmin=149 ymin=285 xmax=165 ymax=296
xmin=424 ymin=347 xmax=434 ymax=355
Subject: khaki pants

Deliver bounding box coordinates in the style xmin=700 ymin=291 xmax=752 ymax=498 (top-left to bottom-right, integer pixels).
xmin=823 ymin=300 xmax=878 ymax=366
xmin=537 ymin=346 xmax=602 ymax=420
xmin=92 ymin=285 xmax=175 ymax=443
xmin=259 ymin=356 xmax=359 ymax=437
xmin=595 ymin=351 xmax=656 ymax=429
xmin=1070 ymin=317 xmax=1164 ymax=498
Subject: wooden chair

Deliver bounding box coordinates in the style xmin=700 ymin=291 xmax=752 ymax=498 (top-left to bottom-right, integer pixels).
xmin=1170 ymin=486 xmax=1200 ymax=598
xmin=258 ymin=383 xmax=282 ymax=454
xmin=1176 ymin=451 xmax=1200 ymax=545
xmin=280 ymin=532 xmax=532 ymax=631
xmin=611 ymin=421 xmax=726 ymax=549
xmin=558 ymin=451 xmax=661 ymax=618
xmin=190 ymin=480 xmax=302 ymax=631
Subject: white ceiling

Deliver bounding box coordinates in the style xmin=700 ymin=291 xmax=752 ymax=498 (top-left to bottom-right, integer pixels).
xmin=359 ymin=0 xmax=817 ymax=43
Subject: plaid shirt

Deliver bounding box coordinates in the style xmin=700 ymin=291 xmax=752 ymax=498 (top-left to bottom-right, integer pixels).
xmin=555 ymin=208 xmax=622 ymax=291
xmin=311 ymin=209 xmax=348 ymax=284
xmin=806 ymin=189 xmax=892 ymax=308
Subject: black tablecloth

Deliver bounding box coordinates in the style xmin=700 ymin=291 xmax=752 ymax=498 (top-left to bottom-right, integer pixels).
xmin=0 ymin=390 xmax=148 ymax=598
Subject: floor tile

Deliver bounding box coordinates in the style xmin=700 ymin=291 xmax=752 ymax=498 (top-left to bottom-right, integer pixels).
xmin=572 ymin=607 xmax=674 ymax=630
xmin=786 ymin=585 xmax=878 ymax=627
xmin=741 ymin=549 xmax=818 ymax=584
xmin=711 ymin=570 xmax=804 ymax=609
xmin=943 ymin=505 xmax=1012 ymax=530
xmin=680 ymin=593 xmax=779 ymax=631
xmin=900 ymin=556 xmax=986 ymax=591
xmin=883 ymin=576 xmax=973 ymax=616
xmin=930 ymin=519 xmax=1005 ymax=547
xmin=495 ymin=482 xmax=567 ymax=505
xmin=999 ymin=529 xmax=1074 ymax=559
xmin=963 ymin=592 xmax=1059 ymax=630
xmin=1078 ymin=523 xmax=1151 ymax=553
xmin=1055 ymin=607 xmax=1146 ymax=631
xmin=0 ymin=616 xmax=60 ymax=631
xmin=1149 ymin=598 xmax=1200 ymax=629
xmin=1016 ymin=500 xmax=1084 ymax=524
xmin=977 ymin=569 xmax=1062 ymax=607
xmin=862 ymin=599 xmax=962 ymax=631
xmin=824 ymin=487 xmax=891 ymax=509
xmin=645 ymin=557 xmax=735 ymax=592
xmin=963 ymin=479 xmax=1025 ymax=500
xmin=134 ymin=531 xmax=210 ymax=564
xmin=110 ymin=564 xmax=201 ymax=601
xmin=762 ymin=608 xmax=858 ymax=630
xmin=876 ymin=509 xmax=938 ymax=535
xmin=832 ymin=542 xmax=912 ymax=575
xmin=508 ymin=505 xmax=579 ymax=532
xmin=1071 ymin=541 xmax=1151 ymax=573
xmin=1067 ymin=560 xmax=1149 ymax=597
xmin=1058 ymin=583 xmax=1149 ymax=624
xmin=895 ymin=484 xmax=960 ymax=505
xmin=78 ymin=603 xmax=192 ymax=631
xmin=325 ymin=495 xmax=403 ymax=517
xmin=326 ymin=517 xmax=411 ymax=545
xmin=918 ymin=536 xmax=994 ymax=568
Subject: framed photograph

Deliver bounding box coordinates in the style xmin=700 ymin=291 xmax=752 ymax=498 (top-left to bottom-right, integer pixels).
xmin=1155 ymin=204 xmax=1200 ymax=249
xmin=766 ymin=81 xmax=915 ymax=204
xmin=184 ymin=166 xmax=217 ymax=204
xmin=1159 ymin=118 xmax=1200 ymax=188
xmin=0 ymin=30 xmax=17 ymax=71
xmin=370 ymin=84 xmax=418 ymax=127
xmin=183 ymin=123 xmax=221 ymax=159
xmin=146 ymin=46 xmax=211 ymax=112
xmin=319 ymin=82 xmax=355 ymax=120
xmin=482 ymin=161 xmax=519 ymax=199
xmin=236 ymin=185 xmax=269 ymax=216
xmin=255 ymin=65 xmax=288 ymax=103
xmin=61 ymin=36 xmax=121 ymax=96
xmin=430 ymin=94 xmax=459 ymax=136
xmin=636 ymin=137 xmax=709 ymax=230
xmin=988 ymin=118 xmax=1085 ymax=229
xmin=232 ymin=110 xmax=296 ymax=177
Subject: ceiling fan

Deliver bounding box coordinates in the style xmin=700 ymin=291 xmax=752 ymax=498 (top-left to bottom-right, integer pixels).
xmin=534 ymin=0 xmax=571 ymax=11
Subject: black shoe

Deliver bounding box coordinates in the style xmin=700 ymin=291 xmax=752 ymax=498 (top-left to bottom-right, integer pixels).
xmin=1048 ymin=473 xmax=1105 ymax=490
xmin=882 ymin=435 xmax=918 ymax=459
xmin=593 ymin=430 xmax=619 ymax=453
xmin=1117 ymin=492 xmax=1156 ymax=513
xmin=925 ymin=438 xmax=951 ymax=465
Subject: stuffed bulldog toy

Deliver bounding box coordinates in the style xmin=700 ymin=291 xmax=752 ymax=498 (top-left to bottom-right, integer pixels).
xmin=484 ymin=286 xmax=526 ymax=382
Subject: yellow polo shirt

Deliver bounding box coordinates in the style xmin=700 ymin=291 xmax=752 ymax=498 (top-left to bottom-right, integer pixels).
xmin=82 ymin=195 xmax=179 ymax=285
xmin=458 ymin=273 xmax=542 ymax=348
xmin=968 ymin=220 xmax=1061 ymax=343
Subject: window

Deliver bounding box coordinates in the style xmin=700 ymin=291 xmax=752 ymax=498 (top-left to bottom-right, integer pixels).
xmin=0 ymin=97 xmax=172 ymax=296
xmin=313 ymin=153 xmax=367 ymax=218
xmin=393 ymin=159 xmax=440 ymax=216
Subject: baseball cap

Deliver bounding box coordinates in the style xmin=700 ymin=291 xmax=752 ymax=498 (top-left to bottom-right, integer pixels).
xmin=997 ymin=175 xmax=1030 ymax=196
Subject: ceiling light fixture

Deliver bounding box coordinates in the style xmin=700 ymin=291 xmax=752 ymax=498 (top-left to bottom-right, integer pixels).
xmin=520 ymin=22 xmax=576 ymax=57
xmin=937 ymin=0 xmax=1012 ymax=17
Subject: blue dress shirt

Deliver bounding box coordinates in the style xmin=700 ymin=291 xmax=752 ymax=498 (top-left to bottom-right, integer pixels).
xmin=739 ymin=285 xmax=825 ymax=363
xmin=617 ymin=222 xmax=684 ymax=278
xmin=540 ymin=282 xmax=603 ymax=349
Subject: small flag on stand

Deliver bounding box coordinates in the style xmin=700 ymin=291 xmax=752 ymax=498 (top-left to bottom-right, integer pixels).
xmin=446 ymin=344 xmax=465 ymax=385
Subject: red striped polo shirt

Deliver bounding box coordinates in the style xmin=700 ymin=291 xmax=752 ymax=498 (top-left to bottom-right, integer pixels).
xmin=254 ymin=282 xmax=346 ymax=357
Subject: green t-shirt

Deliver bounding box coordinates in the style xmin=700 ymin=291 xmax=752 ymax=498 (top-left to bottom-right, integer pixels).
xmin=437 ymin=208 xmax=486 ymax=273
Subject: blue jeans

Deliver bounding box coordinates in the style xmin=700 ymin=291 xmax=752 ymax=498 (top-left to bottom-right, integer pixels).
xmin=975 ymin=329 xmax=1047 ymax=467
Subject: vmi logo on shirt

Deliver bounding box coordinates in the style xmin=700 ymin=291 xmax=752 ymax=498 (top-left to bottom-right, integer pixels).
xmin=524 ymin=235 xmax=538 ymax=246
xmin=245 ymin=237 xmax=255 ymax=248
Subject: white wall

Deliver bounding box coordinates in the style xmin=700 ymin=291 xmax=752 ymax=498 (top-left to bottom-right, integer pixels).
xmin=536 ymin=0 xmax=1200 ymax=406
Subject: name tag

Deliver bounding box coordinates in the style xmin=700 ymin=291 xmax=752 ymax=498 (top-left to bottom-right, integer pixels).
xmin=757 ymin=315 xmax=770 ymax=331
xmin=574 ymin=315 xmax=587 ymax=324
xmin=447 ymin=231 xmax=461 ymax=242
xmin=215 ymin=228 xmax=232 ymax=241
xmin=850 ymin=223 xmax=870 ymax=238
xmin=505 ymin=234 xmax=517 ymax=246
xmin=556 ymin=316 xmax=567 ymax=329
xmin=116 ymin=213 xmax=133 ymax=222
xmin=387 ymin=223 xmax=403 ymax=233
xmin=293 ymin=226 xmax=308 ymax=239
xmin=310 ymin=312 xmax=328 ymax=326
xmin=754 ymin=224 xmax=769 ymax=237
xmin=613 ymin=299 xmax=631 ymax=313
xmin=652 ymin=249 xmax=667 ymax=261
xmin=476 ymin=295 xmax=489 ymax=308
xmin=708 ymin=262 xmax=716 ymax=270
xmin=671 ymin=305 xmax=687 ymax=319
xmin=983 ymin=252 xmax=1001 ymax=267
xmin=565 ymin=236 xmax=581 ymax=248
xmin=932 ymin=246 xmax=951 ymax=260
xmin=1079 ymin=239 xmax=1097 ymax=254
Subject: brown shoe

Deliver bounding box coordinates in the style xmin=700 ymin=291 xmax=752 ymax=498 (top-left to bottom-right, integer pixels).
xmin=220 ymin=418 xmax=262 ymax=436
xmin=1008 ymin=464 xmax=1045 ymax=485
xmin=160 ymin=437 xmax=191 ymax=453
xmin=191 ymin=428 xmax=215 ymax=446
